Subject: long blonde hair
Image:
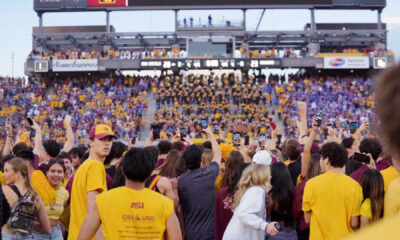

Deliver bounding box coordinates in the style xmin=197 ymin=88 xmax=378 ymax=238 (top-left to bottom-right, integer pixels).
xmin=233 ymin=164 xmax=271 ymax=209
xmin=201 ymin=149 xmax=214 ymax=168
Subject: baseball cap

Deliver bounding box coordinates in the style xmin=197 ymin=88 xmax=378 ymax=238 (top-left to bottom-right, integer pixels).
xmin=296 ymin=143 xmax=320 ymax=154
xmin=252 ymin=150 xmax=272 ymax=166
xmin=89 ymin=124 xmax=116 ymax=140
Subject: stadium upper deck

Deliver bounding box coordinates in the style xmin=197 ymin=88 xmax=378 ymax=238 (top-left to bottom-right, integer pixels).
xmin=26 ymin=0 xmax=393 ymax=74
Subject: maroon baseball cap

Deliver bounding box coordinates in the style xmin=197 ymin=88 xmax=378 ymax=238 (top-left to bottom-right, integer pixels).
xmin=296 ymin=142 xmax=320 ymax=154
xmin=89 ymin=124 xmax=116 ymax=139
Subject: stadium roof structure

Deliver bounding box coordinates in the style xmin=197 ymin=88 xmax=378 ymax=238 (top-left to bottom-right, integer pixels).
xmin=34 ymin=0 xmax=386 ymax=12
xmin=26 ymin=0 xmax=394 ymax=74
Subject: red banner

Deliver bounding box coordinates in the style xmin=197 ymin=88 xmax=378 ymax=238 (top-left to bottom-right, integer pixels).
xmin=88 ymin=0 xmax=126 ymax=7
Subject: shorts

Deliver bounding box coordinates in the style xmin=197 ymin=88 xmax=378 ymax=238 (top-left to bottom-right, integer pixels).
xmin=2 ymin=232 xmax=34 ymax=240
xmin=32 ymin=225 xmax=63 ymax=240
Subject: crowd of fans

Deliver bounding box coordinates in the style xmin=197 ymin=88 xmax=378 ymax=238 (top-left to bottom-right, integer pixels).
xmin=0 ymin=65 xmax=400 ymax=240
xmin=275 ymin=75 xmax=375 ymax=138
xmin=151 ymin=73 xmax=276 ymax=143
xmin=30 ymin=46 xmax=378 ymax=61
xmin=28 ymin=48 xmax=187 ymax=61
xmin=0 ymin=75 xmax=150 ymax=150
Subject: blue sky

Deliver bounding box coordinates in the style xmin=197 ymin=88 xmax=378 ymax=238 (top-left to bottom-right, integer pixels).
xmin=0 ymin=0 xmax=399 ymax=77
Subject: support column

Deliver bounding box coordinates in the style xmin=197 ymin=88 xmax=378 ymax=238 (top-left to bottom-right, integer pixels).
xmin=106 ymin=11 xmax=110 ymax=33
xmin=242 ymin=9 xmax=247 ymax=31
xmin=377 ymin=9 xmax=382 ymax=31
xmin=310 ymin=9 xmax=316 ymax=31
xmin=186 ymin=37 xmax=190 ymax=57
xmin=38 ymin=12 xmax=43 ymax=34
xmin=174 ymin=10 xmax=179 ymax=32
xmin=232 ymin=37 xmax=236 ymax=58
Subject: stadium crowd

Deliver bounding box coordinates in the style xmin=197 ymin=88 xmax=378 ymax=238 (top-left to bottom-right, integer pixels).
xmin=29 ymin=47 xmax=307 ymax=60
xmin=0 ymin=65 xmax=400 ymax=240
xmin=0 ymin=75 xmax=150 ymax=150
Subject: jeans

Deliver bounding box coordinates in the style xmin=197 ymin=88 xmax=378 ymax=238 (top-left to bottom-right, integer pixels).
xmin=32 ymin=225 xmax=63 ymax=240
xmin=266 ymin=227 xmax=298 ymax=240
xmin=2 ymin=232 xmax=34 ymax=240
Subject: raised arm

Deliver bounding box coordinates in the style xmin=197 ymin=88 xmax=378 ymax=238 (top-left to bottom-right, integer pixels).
xmin=301 ymin=117 xmax=318 ymax=178
xmin=2 ymin=120 xmax=13 ymax=156
xmin=297 ymin=101 xmax=308 ymax=144
xmin=32 ymin=120 xmax=46 ymax=163
xmin=352 ymin=120 xmax=369 ymax=153
xmin=204 ymin=127 xmax=222 ymax=165
xmin=62 ymin=115 xmax=74 ymax=152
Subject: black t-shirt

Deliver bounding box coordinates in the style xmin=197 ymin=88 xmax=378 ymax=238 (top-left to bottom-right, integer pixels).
xmin=345 ymin=156 xmax=362 ymax=176
xmin=106 ymin=165 xmax=116 ymax=179
xmin=288 ymin=159 xmax=302 ymax=186
xmin=178 ymin=162 xmax=219 ymax=240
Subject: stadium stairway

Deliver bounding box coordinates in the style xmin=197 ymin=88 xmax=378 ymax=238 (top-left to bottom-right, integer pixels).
xmin=138 ymin=92 xmax=157 ymax=145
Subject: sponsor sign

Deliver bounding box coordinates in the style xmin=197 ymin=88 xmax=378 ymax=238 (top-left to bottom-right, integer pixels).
xmin=324 ymin=57 xmax=370 ymax=69
xmin=52 ymin=59 xmax=98 ymax=72
xmin=88 ymin=0 xmax=126 ymax=7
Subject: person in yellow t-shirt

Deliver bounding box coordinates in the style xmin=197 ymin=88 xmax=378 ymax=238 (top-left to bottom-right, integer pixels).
xmin=33 ymin=159 xmax=69 ymax=239
xmin=384 ymin=177 xmax=400 ymax=217
xmin=358 ymin=169 xmax=384 ymax=228
xmin=346 ymin=64 xmax=400 ymax=240
xmin=380 ymin=166 xmax=399 ymax=191
xmin=68 ymin=124 xmax=116 ymax=240
xmin=303 ymin=142 xmax=363 ymax=240
xmin=77 ymin=148 xmax=182 ymax=240
xmin=343 ymin=215 xmax=400 ymax=240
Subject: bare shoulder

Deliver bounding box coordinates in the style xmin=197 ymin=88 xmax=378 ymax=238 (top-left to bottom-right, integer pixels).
xmin=157 ymin=176 xmax=172 ymax=189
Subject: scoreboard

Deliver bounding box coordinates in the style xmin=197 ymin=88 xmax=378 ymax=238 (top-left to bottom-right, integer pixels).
xmin=34 ymin=0 xmax=386 ymax=11
xmin=127 ymin=0 xmax=332 ymax=7
xmin=139 ymin=58 xmax=282 ymax=70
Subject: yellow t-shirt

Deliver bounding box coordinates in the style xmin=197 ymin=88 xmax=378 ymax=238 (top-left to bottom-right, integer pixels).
xmin=381 ymin=166 xmax=399 ymax=191
xmin=384 ymin=177 xmax=400 ymax=217
xmin=45 ymin=186 xmax=69 ymax=220
xmin=0 ymin=171 xmax=5 ymax=185
xmin=343 ymin=215 xmax=400 ymax=240
xmin=96 ymin=187 xmax=173 ymax=240
xmin=360 ymin=198 xmax=372 ymax=220
xmin=303 ymin=172 xmax=363 ymax=240
xmin=68 ymin=159 xmax=107 ymax=240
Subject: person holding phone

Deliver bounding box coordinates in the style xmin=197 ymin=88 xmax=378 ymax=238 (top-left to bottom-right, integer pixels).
xmin=178 ymin=127 xmax=221 ymax=240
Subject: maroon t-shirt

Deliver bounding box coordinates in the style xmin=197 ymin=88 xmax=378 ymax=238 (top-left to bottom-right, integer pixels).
xmin=350 ymin=158 xmax=390 ymax=182
xmin=156 ymin=158 xmax=166 ymax=169
xmin=214 ymin=187 xmax=234 ymax=240
xmin=292 ymin=178 xmax=308 ymax=231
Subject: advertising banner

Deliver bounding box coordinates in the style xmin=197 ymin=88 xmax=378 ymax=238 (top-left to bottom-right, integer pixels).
xmin=88 ymin=0 xmax=126 ymax=7
xmin=52 ymin=59 xmax=98 ymax=72
xmin=324 ymin=57 xmax=370 ymax=69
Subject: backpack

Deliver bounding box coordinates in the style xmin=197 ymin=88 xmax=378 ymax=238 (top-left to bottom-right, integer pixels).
xmin=6 ymin=185 xmax=37 ymax=234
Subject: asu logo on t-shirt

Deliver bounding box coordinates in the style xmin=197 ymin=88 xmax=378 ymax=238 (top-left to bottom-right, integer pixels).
xmin=131 ymin=202 xmax=144 ymax=209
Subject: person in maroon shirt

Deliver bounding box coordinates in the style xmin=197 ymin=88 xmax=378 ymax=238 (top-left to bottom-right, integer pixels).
xmin=214 ymin=163 xmax=249 ymax=240
xmin=350 ymin=138 xmax=389 ymax=182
